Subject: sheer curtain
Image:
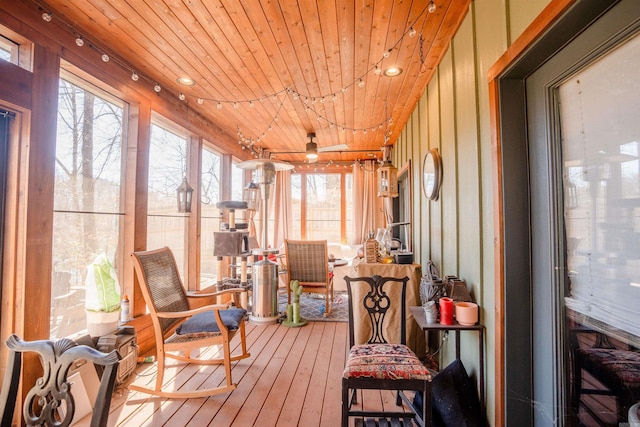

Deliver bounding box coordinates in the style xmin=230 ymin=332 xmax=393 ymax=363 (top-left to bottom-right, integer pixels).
xmin=271 ymin=169 xmax=291 ymax=250
xmin=352 ymin=160 xmax=383 ymax=244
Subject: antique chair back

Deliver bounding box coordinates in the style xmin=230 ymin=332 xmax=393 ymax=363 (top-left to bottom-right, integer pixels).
xmin=342 ymin=275 xmax=432 ymax=427
xmin=0 ymin=334 xmax=120 ymax=427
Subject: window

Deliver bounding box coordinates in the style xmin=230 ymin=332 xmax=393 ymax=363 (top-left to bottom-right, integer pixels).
xmin=290 ymin=171 xmax=350 ymax=243
xmin=306 ymin=174 xmax=341 ymax=241
xmin=231 ymin=162 xmax=243 ymax=201
xmin=51 ymin=76 xmax=125 ymax=339
xmin=0 ymin=36 xmax=13 ymax=63
xmin=0 ymin=26 xmax=32 ymax=70
xmin=200 ymin=145 xmax=222 ymax=284
xmin=345 ymin=173 xmax=354 ymax=243
xmin=146 ymin=119 xmax=189 ymax=273
xmin=291 ymin=174 xmax=302 ymax=240
xmin=562 ymin=33 xmax=640 ymax=338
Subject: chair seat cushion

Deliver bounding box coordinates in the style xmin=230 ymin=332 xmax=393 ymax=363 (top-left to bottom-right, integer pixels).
xmin=343 ymin=343 xmax=431 ymax=380
xmin=175 ymin=307 xmax=246 ymax=335
xmin=578 ymin=348 xmax=640 ymax=386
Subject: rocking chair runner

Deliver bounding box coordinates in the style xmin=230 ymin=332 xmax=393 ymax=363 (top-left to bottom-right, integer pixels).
xmin=129 ymin=247 xmax=250 ymax=398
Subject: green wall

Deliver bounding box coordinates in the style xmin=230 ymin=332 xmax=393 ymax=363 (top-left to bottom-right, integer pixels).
xmin=393 ymin=1 xmax=550 ymax=424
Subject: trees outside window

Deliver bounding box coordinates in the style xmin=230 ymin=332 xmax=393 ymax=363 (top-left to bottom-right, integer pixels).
xmin=146 ymin=120 xmax=189 ymax=274
xmin=291 ymin=172 xmax=350 ymax=243
xmin=51 ymin=77 xmax=125 ymax=339
xmin=200 ymin=145 xmax=221 ymax=284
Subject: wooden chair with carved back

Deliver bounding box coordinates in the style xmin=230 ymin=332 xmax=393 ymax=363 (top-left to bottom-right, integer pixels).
xmin=0 ymin=334 xmax=120 ymax=427
xmin=342 ymin=275 xmax=433 ymax=426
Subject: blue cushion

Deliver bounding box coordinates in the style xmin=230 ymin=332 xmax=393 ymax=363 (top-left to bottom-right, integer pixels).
xmin=176 ymin=307 xmax=246 ymax=335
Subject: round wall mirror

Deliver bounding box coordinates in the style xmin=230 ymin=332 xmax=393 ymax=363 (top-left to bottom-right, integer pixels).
xmin=422 ymin=148 xmax=442 ymax=200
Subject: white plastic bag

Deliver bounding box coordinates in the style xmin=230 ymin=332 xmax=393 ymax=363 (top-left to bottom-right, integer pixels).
xmin=85 ymin=253 xmax=121 ymax=312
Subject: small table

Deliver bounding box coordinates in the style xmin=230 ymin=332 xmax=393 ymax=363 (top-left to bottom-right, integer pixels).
xmin=410 ymin=305 xmax=485 ymax=419
xmin=330 ymin=258 xmax=348 ymax=267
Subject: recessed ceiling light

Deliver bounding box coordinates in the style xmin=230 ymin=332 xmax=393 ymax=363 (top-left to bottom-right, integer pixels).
xmin=177 ymin=76 xmax=195 ymax=86
xmin=383 ymin=67 xmax=403 ymax=77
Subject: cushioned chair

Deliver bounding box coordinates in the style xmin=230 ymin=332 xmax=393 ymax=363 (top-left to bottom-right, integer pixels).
xmin=342 ymin=275 xmax=432 ymax=427
xmin=130 ymin=247 xmax=250 ymax=398
xmin=0 ymin=334 xmax=120 ymax=427
xmin=571 ymin=328 xmax=640 ymax=424
xmin=284 ymin=239 xmax=334 ymax=317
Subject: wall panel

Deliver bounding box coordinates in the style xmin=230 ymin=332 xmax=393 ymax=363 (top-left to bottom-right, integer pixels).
xmin=392 ymin=1 xmax=557 ymax=425
xmin=438 ymin=49 xmax=458 ymax=275
xmin=509 ymin=0 xmax=551 ymax=42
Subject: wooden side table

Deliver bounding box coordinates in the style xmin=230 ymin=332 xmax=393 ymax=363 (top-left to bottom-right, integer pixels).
xmin=410 ymin=305 xmax=485 ymax=420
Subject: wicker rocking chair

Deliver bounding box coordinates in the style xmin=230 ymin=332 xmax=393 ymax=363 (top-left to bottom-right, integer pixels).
xmin=130 ymin=247 xmax=250 ymax=398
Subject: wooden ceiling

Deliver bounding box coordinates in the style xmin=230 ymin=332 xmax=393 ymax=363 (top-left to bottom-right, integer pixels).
xmin=35 ymin=0 xmax=470 ymax=165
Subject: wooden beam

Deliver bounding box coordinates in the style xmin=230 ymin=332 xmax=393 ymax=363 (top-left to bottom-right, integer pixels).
xmin=0 ymin=61 xmax=32 ymax=109
xmin=19 ymin=43 xmax=59 ymax=410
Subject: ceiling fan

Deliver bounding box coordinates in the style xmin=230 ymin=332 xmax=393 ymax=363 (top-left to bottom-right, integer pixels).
xmin=305 ymin=132 xmax=350 ymax=159
xmin=270 ymin=132 xmax=349 ymax=160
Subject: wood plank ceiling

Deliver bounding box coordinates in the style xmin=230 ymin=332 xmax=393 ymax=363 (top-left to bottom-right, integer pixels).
xmin=33 ymin=0 xmax=470 ymax=165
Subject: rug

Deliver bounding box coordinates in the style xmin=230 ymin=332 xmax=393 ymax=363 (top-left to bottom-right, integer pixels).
xmin=278 ymin=291 xmax=348 ymax=322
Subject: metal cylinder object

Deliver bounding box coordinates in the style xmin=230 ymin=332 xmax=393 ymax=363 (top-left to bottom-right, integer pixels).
xmin=249 ymin=249 xmax=280 ymax=324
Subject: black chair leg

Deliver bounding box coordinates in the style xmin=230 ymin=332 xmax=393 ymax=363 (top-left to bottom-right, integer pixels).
xmin=342 ymin=379 xmax=350 ymax=427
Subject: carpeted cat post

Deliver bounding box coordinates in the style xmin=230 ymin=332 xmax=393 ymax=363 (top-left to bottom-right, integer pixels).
xmin=282 ymin=280 xmax=307 ymax=327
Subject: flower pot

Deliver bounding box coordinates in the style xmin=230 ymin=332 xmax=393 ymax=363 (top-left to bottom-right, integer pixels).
xmin=455 ymin=302 xmax=478 ymax=326
xmin=86 ymin=309 xmax=120 ymax=337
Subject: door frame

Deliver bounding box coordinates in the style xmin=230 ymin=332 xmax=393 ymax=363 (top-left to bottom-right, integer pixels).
xmin=488 ymin=0 xmax=634 ymax=424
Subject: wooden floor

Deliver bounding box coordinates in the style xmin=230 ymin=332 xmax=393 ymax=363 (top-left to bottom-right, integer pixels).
xmin=107 ymin=321 xmax=412 ymax=426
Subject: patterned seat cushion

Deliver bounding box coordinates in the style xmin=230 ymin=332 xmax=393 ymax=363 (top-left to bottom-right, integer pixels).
xmin=578 ymin=348 xmax=640 ymax=386
xmin=343 ymin=343 xmax=432 ymax=381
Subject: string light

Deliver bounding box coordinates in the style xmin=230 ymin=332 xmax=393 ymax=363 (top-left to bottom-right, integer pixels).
xmin=35 ymin=0 xmax=435 ymax=154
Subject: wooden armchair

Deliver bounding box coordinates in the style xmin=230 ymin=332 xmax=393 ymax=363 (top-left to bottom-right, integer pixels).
xmin=0 ymin=334 xmax=120 ymax=427
xmin=284 ymin=239 xmax=334 ymax=317
xmin=130 ymin=247 xmax=250 ymax=398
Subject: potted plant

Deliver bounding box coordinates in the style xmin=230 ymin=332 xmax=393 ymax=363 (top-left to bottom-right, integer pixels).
xmin=85 ymin=253 xmax=121 ymax=337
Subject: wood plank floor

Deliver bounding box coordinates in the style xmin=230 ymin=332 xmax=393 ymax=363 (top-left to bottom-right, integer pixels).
xmin=106 ymin=321 xmax=412 ymax=426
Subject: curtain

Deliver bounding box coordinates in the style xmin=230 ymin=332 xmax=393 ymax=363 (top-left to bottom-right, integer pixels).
xmin=271 ymin=169 xmax=291 ymax=250
xmin=352 ymin=160 xmax=382 ymax=244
